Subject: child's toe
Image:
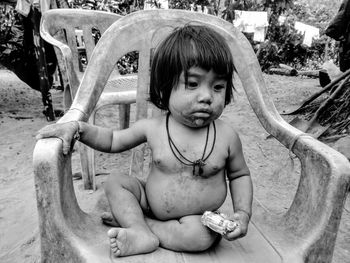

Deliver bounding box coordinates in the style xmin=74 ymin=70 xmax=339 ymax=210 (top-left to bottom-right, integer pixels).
xmin=107 ymin=228 xmax=119 ymax=238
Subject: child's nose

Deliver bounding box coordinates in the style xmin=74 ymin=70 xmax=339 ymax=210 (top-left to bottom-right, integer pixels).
xmin=198 ymin=86 xmax=213 ymax=104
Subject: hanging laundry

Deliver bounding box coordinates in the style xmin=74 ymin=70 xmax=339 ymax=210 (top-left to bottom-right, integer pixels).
xmin=253 ymin=27 xmax=266 ymax=42
xmin=294 ymin=21 xmax=320 ymax=47
xmin=39 ymin=0 xmax=51 ymax=13
xmin=15 ymin=0 xmax=31 ymax=16
xmin=233 ymin=10 xmax=268 ymax=42
xmin=278 ymin=15 xmax=286 ymax=25
xmin=15 ymin=0 xmax=52 ymax=16
xmin=144 ymin=0 xmax=168 ymax=10
xmin=190 ymin=4 xmax=209 ymax=14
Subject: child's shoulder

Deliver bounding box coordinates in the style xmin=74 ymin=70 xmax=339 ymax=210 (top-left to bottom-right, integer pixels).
xmin=215 ymin=120 xmax=243 ymax=155
xmin=215 ymin=119 xmax=242 ymax=146
xmin=215 ymin=119 xmax=239 ymax=136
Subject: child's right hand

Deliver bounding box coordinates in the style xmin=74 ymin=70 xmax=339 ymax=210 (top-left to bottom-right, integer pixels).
xmin=223 ymin=210 xmax=250 ymax=241
xmin=36 ymin=121 xmax=79 ymax=155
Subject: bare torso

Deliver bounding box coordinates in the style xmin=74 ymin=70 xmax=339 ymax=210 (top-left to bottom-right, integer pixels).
xmin=144 ymin=116 xmax=230 ymax=220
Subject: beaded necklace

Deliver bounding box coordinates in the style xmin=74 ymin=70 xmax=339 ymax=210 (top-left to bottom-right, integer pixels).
xmin=166 ymin=113 xmax=216 ymax=176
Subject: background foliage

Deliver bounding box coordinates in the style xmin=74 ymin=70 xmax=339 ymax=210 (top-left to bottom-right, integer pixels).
xmin=0 ymin=0 xmax=343 ymax=72
xmin=0 ymin=5 xmax=23 ymax=68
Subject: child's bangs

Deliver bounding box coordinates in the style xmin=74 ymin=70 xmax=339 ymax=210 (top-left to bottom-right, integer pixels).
xmin=179 ymin=34 xmax=234 ymax=78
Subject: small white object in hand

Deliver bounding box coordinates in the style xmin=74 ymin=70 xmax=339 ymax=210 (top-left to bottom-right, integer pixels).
xmin=201 ymin=211 xmax=239 ymax=235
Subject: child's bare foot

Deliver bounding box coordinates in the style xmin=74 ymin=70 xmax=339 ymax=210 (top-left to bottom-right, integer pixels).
xmin=107 ymin=227 xmax=159 ymax=257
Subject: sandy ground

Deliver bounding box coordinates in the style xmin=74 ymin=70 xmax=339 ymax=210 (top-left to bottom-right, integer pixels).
xmin=0 ymin=69 xmax=349 ymax=262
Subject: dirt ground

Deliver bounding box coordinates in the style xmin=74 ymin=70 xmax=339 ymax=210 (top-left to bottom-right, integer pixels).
xmin=0 ymin=69 xmax=349 ymax=262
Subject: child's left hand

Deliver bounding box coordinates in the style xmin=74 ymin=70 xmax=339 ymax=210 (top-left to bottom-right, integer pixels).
xmin=223 ymin=210 xmax=250 ymax=241
xmin=36 ymin=121 xmax=79 ymax=155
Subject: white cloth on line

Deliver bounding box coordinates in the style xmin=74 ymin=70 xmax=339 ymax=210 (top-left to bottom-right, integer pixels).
xmin=144 ymin=0 xmax=168 ymax=10
xmin=233 ymin=10 xmax=268 ymax=42
xmin=15 ymin=0 xmax=31 ymax=16
xmin=253 ymin=27 xmax=266 ymax=42
xmin=294 ymin=21 xmax=320 ymax=47
xmin=15 ymin=0 xmax=52 ymax=16
xmin=234 ymin=11 xmax=268 ymax=30
xmin=278 ymin=15 xmax=286 ymax=25
xmin=190 ymin=4 xmax=209 ymax=14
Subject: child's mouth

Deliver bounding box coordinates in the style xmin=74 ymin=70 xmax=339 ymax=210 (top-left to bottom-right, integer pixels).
xmin=193 ymin=111 xmax=211 ymax=118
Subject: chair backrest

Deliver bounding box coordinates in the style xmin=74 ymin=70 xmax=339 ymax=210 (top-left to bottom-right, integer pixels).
xmin=65 ymin=9 xmax=302 ymax=178
xmin=40 ymin=9 xmax=123 ymax=105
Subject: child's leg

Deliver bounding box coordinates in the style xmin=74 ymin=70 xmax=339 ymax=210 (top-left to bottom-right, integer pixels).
xmin=101 ymin=212 xmax=219 ymax=252
xmin=146 ymin=215 xmax=220 ymax=252
xmin=104 ymin=173 xmax=159 ymax=257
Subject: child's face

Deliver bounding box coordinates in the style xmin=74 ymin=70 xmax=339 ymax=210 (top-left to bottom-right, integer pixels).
xmin=168 ymin=67 xmax=227 ymax=128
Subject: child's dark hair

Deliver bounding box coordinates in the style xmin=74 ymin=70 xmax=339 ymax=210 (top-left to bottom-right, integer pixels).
xmin=149 ymin=24 xmax=235 ymax=110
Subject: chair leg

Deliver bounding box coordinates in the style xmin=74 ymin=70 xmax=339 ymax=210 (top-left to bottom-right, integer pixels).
xmin=63 ymin=85 xmax=73 ymax=110
xmin=78 ymin=110 xmax=98 ymax=190
xmin=87 ymin=145 xmax=96 ymax=190
xmin=119 ymin=104 xmax=131 ymax=129
xmin=78 ymin=105 xmax=130 ymax=190
xmin=79 ymin=143 xmax=95 ymax=190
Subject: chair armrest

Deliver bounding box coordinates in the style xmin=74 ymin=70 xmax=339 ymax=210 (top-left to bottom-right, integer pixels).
xmin=242 ymin=65 xmax=350 ymax=260
xmin=33 ymin=138 xmax=86 ymax=238
xmin=241 ymin=63 xmax=350 ymax=260
xmin=254 ymin=133 xmax=350 ymax=262
xmin=287 ymin=136 xmax=349 ymax=254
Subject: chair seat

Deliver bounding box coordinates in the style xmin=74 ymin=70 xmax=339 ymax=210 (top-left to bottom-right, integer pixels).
xmin=67 ymin=216 xmax=281 ymax=263
xmin=63 ymin=193 xmax=281 ymax=263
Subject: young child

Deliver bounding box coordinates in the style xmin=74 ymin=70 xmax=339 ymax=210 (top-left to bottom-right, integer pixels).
xmin=36 ymin=24 xmax=253 ymax=257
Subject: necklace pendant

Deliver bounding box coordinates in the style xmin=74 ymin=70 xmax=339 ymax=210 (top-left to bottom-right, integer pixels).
xmin=193 ymin=159 xmax=205 ymax=176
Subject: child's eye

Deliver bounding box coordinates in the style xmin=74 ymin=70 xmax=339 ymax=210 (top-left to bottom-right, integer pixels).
xmin=214 ymin=84 xmax=226 ymax=91
xmin=188 ymin=81 xmax=198 ymax=88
